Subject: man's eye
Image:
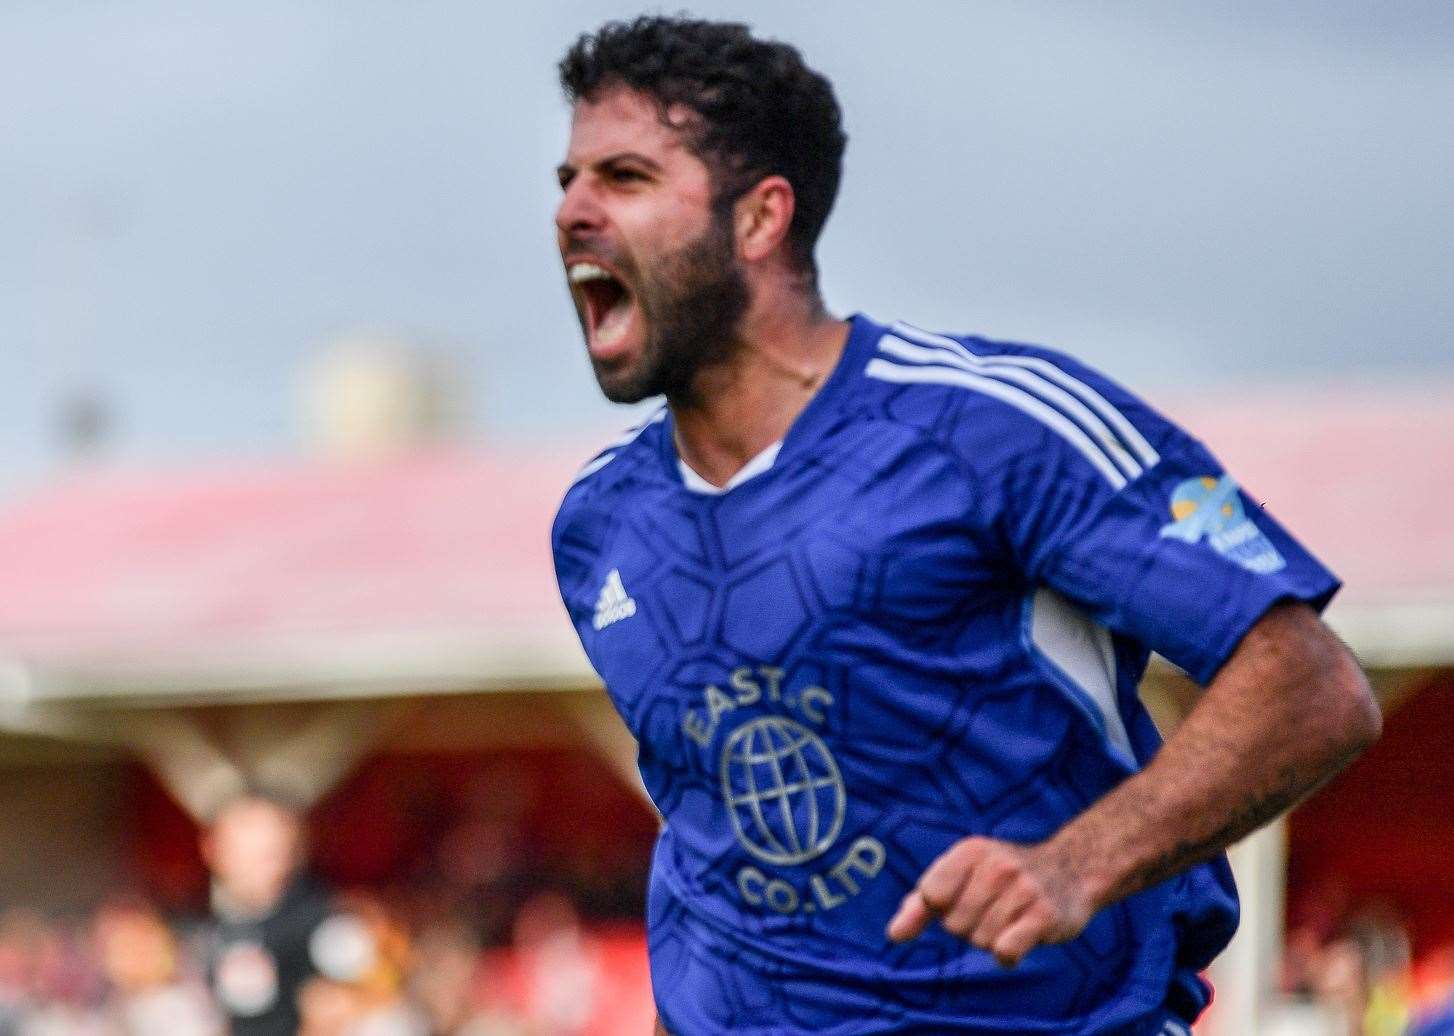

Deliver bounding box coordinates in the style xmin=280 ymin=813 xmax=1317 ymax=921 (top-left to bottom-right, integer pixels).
xmin=611 ymin=168 xmax=647 ymax=183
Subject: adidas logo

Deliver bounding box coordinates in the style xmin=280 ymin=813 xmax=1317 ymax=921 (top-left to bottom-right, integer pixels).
xmin=592 ymin=568 xmax=637 ymax=630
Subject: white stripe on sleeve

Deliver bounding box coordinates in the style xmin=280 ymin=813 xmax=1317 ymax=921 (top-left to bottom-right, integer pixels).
xmin=865 ymin=357 xmax=1129 ymax=489
xmin=878 ymin=334 xmax=1144 ymax=481
xmin=892 ymin=323 xmax=1161 ymax=468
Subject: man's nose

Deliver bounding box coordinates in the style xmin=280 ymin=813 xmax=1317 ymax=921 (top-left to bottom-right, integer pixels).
xmin=555 ymin=178 xmax=605 ymax=239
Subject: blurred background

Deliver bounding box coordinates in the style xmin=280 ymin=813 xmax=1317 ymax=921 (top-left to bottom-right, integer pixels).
xmin=0 ymin=2 xmax=1450 ymax=1034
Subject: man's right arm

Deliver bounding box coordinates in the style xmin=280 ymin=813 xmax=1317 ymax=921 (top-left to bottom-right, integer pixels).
xmin=887 ymin=599 xmax=1380 ymax=963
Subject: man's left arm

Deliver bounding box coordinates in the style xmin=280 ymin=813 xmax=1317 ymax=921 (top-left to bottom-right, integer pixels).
xmin=887 ymin=599 xmax=1381 ymax=965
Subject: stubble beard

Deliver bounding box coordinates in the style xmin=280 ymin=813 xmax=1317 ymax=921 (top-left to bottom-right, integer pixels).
xmin=592 ymin=211 xmax=750 ymax=408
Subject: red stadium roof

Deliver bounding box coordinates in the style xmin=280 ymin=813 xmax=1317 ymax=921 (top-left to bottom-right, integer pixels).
xmin=0 ymin=444 xmax=596 ymax=701
xmin=0 ymin=384 xmax=1448 ymax=702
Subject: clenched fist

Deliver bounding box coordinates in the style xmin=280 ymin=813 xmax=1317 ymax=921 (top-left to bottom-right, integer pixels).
xmin=886 ymin=836 xmax=1098 ymax=967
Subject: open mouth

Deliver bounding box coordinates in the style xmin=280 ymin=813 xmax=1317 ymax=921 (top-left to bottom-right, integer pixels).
xmin=568 ymin=262 xmax=637 ymax=354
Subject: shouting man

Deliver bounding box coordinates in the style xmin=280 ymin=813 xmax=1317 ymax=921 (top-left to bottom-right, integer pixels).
xmin=549 ymin=16 xmax=1379 ymax=1035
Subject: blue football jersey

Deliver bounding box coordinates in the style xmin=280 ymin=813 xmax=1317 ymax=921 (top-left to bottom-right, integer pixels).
xmin=551 ymin=314 xmax=1339 ymax=1035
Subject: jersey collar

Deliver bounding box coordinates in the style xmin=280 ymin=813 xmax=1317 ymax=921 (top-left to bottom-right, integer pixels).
xmin=657 ymin=312 xmax=882 ymax=492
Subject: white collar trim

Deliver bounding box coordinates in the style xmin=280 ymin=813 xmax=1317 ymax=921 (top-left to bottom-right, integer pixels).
xmin=679 ymin=440 xmax=783 ymax=495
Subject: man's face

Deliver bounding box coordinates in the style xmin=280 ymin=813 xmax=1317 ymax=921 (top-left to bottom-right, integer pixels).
xmin=555 ymin=86 xmax=749 ymax=404
xmin=203 ymin=798 xmax=300 ymax=913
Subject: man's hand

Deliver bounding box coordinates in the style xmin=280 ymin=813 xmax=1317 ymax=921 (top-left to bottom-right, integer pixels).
xmin=885 ymin=602 xmax=1380 ymax=966
xmin=886 ymin=836 xmax=1094 ymax=967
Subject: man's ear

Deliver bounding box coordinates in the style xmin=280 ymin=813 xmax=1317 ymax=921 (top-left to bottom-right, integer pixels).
xmin=735 ymin=175 xmax=796 ymax=263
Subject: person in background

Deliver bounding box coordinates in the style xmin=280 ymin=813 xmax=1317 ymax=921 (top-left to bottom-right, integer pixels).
xmin=3 ymin=911 xmax=107 ymax=1036
xmin=92 ymin=898 xmax=221 ymax=1036
xmin=506 ymin=893 xmax=601 ymax=1036
xmin=405 ymin=922 xmax=486 ymax=1036
xmin=201 ymin=792 xmax=331 ymax=1036
xmin=296 ymin=893 xmax=428 ymax=1036
xmin=0 ymin=910 xmax=47 ymax=1035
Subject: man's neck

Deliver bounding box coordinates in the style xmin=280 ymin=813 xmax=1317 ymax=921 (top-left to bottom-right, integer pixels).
xmin=670 ymin=295 xmax=849 ymax=489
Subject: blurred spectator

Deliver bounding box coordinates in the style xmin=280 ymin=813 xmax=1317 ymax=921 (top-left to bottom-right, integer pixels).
xmin=1346 ymin=908 xmax=1413 ymax=1036
xmin=298 ymin=894 xmax=428 ymax=1036
xmin=0 ymin=889 xmax=653 ymax=1036
xmin=429 ymin=771 xmax=530 ymax=948
xmin=0 ymin=910 xmax=45 ymax=1034
xmin=1281 ymin=908 xmax=1416 ymax=1036
xmin=1309 ymin=938 xmax=1369 ymax=1036
xmin=201 ymin=792 xmax=331 ymax=1036
xmin=11 ymin=913 xmax=108 ymax=1036
xmin=92 ymin=898 xmax=221 ymax=1036
xmin=492 ymin=892 xmax=602 ymax=1036
xmin=406 ymin=923 xmax=484 ymax=1036
xmin=0 ymin=792 xmax=657 ymax=1036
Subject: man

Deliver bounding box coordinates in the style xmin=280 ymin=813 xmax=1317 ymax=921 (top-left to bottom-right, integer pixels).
xmin=549 ymin=16 xmax=1380 ymax=1034
xmin=201 ymin=793 xmax=332 ymax=1036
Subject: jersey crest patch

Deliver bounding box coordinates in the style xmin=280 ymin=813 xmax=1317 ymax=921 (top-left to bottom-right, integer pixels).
xmin=1159 ymin=475 xmax=1286 ymax=574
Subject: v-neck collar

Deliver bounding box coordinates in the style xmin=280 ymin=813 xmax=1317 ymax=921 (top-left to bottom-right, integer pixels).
xmin=658 ymin=312 xmax=880 ymax=493
xmin=678 ymin=439 xmax=783 ymax=494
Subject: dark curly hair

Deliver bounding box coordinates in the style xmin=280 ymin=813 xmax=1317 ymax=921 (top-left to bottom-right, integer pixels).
xmin=559 ymin=15 xmax=846 ymax=281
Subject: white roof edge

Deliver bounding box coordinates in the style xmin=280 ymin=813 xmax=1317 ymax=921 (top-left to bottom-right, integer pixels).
xmin=1322 ymin=599 xmax=1454 ymax=669
xmin=1144 ymin=598 xmax=1454 ymax=677
xmin=2 ymin=598 xmax=1450 ymax=708
xmin=0 ymin=628 xmax=600 ymax=707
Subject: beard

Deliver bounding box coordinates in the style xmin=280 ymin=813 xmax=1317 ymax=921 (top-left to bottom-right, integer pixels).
xmin=589 ymin=211 xmax=750 ymax=407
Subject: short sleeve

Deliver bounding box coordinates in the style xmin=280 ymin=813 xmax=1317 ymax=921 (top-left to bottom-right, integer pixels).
xmin=984 ymin=367 xmax=1339 ymax=686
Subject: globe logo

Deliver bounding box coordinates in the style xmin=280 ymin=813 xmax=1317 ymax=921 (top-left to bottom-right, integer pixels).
xmin=720 ymin=716 xmax=846 ymax=866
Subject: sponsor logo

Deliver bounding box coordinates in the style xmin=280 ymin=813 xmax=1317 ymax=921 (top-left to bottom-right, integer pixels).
xmin=680 ymin=664 xmax=888 ymax=918
xmin=1159 ymin=475 xmax=1285 ymax=574
xmin=721 ymin=716 xmax=845 ymax=866
xmin=592 ymin=568 xmax=637 ymax=630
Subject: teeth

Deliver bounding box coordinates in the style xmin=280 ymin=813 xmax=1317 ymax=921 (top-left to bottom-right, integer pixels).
xmin=568 ymin=262 xmax=614 ymax=285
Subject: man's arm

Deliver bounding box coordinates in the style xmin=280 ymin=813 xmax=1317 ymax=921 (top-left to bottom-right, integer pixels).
xmin=886 ymin=600 xmax=1381 ymax=965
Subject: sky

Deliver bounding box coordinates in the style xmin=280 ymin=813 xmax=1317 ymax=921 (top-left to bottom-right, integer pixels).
xmin=1 ymin=1 xmax=1450 ymax=488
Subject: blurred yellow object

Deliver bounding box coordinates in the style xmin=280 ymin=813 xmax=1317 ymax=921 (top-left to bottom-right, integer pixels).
xmin=1364 ymin=979 xmax=1411 ymax=1036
